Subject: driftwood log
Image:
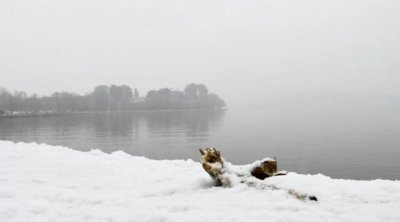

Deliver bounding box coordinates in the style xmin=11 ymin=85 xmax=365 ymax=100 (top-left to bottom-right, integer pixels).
xmin=199 ymin=147 xmax=317 ymax=201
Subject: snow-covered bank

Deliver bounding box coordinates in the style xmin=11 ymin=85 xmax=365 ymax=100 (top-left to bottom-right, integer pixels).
xmin=1 ymin=141 xmax=399 ymax=222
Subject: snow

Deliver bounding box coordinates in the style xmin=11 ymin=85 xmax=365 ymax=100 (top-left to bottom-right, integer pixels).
xmin=222 ymin=158 xmax=287 ymax=179
xmin=1 ymin=141 xmax=400 ymax=222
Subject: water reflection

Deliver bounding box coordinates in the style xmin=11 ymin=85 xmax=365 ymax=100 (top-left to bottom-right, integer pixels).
xmin=0 ymin=110 xmax=226 ymax=159
xmin=144 ymin=111 xmax=219 ymax=141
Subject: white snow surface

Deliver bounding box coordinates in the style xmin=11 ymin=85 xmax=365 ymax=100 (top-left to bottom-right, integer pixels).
xmin=1 ymin=141 xmax=400 ymax=222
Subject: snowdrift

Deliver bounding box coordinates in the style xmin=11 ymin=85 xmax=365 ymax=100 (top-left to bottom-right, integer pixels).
xmin=1 ymin=141 xmax=399 ymax=222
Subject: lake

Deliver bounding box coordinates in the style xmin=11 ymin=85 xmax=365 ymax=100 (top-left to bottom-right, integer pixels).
xmin=1 ymin=103 xmax=400 ymax=180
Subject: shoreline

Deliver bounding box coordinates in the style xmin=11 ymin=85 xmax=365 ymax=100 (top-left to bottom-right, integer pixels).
xmin=0 ymin=108 xmax=227 ymax=119
xmin=1 ymin=140 xmax=400 ymax=222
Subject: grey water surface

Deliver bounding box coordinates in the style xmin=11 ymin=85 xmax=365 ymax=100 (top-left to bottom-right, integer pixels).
xmin=1 ymin=104 xmax=400 ymax=180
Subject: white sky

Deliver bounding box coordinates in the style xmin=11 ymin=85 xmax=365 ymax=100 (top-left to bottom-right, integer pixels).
xmin=1 ymin=0 xmax=399 ymax=106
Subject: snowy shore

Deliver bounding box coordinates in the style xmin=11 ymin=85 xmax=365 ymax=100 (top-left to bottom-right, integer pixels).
xmin=1 ymin=141 xmax=400 ymax=222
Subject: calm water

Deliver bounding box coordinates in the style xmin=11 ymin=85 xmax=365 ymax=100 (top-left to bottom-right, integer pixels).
xmin=1 ymin=104 xmax=400 ymax=180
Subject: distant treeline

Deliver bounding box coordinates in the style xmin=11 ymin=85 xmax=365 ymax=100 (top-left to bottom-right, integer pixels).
xmin=0 ymin=83 xmax=225 ymax=115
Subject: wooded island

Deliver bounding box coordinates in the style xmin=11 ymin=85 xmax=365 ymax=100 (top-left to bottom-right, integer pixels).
xmin=0 ymin=83 xmax=225 ymax=117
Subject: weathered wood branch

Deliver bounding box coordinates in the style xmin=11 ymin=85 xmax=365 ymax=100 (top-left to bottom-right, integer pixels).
xmin=199 ymin=147 xmax=317 ymax=201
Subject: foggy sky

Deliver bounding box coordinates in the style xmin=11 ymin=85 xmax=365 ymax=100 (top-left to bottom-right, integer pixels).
xmin=1 ymin=0 xmax=400 ymax=106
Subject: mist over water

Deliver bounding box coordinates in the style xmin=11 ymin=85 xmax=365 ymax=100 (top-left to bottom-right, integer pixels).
xmin=1 ymin=96 xmax=399 ymax=180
